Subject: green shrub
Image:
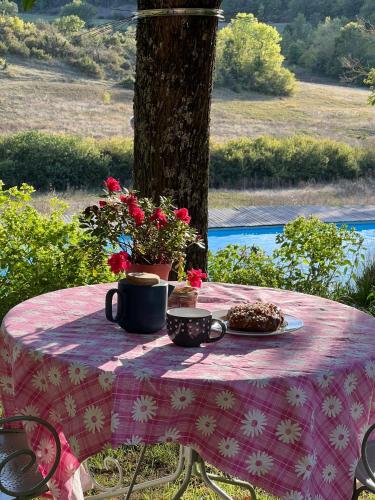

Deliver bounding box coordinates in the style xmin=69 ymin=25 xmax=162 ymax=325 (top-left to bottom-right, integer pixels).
xmin=0 ymin=132 xmax=374 ymax=191
xmin=53 ymin=15 xmax=85 ymax=35
xmin=97 ymin=137 xmax=133 ymax=183
xmin=0 ymin=132 xmax=110 ymax=190
xmin=208 ymin=244 xmax=283 ymax=287
xmin=208 ymin=217 xmax=365 ymax=299
xmin=274 ymin=216 xmax=364 ymax=297
xmin=0 ymin=0 xmax=17 ymax=16
xmin=60 ymin=0 xmax=96 ymax=23
xmin=341 ymin=258 xmax=375 ymax=316
xmin=69 ymin=55 xmax=104 ymax=78
xmin=30 ymin=46 xmax=50 ymax=59
xmin=0 ymin=181 xmax=113 ymax=321
xmin=210 ymin=136 xmax=361 ymax=188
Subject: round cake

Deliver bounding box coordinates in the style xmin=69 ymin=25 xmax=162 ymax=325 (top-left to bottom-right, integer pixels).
xmin=226 ymin=301 xmax=284 ymax=332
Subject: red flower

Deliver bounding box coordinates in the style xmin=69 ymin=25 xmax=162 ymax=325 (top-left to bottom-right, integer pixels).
xmin=120 ymin=194 xmax=138 ymax=206
xmin=130 ymin=206 xmax=145 ymax=226
xmin=174 ymin=208 xmax=191 ymax=224
xmin=150 ymin=208 xmax=168 ymax=229
xmin=107 ymin=251 xmax=131 ymax=274
xmin=104 ymin=177 xmax=121 ymax=192
xmin=99 ymin=200 xmax=107 ymax=208
xmin=187 ymin=268 xmax=207 ymax=288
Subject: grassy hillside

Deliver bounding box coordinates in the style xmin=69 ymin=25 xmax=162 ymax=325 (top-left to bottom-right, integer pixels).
xmin=0 ymin=57 xmax=374 ymax=147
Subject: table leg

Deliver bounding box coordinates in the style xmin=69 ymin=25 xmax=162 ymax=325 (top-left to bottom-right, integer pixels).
xmin=85 ymin=445 xmax=185 ymax=499
xmin=172 ymin=448 xmax=257 ymax=500
xmin=85 ymin=445 xmax=257 ymax=500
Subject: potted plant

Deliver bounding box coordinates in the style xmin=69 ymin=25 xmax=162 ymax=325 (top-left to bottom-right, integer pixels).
xmin=80 ymin=177 xmax=205 ymax=280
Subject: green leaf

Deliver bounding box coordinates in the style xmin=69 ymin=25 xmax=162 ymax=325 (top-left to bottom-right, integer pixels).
xmin=22 ymin=0 xmax=36 ymax=11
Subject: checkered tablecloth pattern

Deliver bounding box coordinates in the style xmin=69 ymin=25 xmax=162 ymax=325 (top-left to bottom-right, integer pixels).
xmin=1 ymin=283 xmax=375 ymax=499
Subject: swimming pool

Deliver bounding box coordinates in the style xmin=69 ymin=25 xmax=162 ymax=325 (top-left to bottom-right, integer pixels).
xmin=208 ymin=221 xmax=375 ymax=255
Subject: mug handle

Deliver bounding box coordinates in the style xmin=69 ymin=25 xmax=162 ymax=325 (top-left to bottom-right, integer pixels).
xmin=105 ymin=289 xmax=125 ymax=323
xmin=207 ymin=319 xmax=227 ymax=343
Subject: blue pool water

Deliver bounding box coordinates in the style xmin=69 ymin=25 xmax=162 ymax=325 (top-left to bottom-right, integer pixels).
xmin=208 ymin=221 xmax=375 ymax=256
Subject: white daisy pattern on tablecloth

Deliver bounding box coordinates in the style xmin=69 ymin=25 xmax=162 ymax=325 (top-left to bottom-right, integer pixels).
xmin=359 ymin=424 xmax=368 ymax=442
xmin=98 ymin=372 xmax=115 ymax=391
xmin=275 ymin=419 xmax=302 ymax=444
xmin=68 ymin=362 xmax=88 ymax=385
xmin=286 ymin=386 xmax=307 ymax=407
xmin=246 ymin=451 xmax=273 ymax=476
xmin=31 ymin=370 xmax=48 ymax=392
xmin=284 ymin=491 xmax=303 ymax=500
xmin=134 ymin=367 xmax=153 ymax=381
xmin=344 ymin=373 xmax=358 ymax=395
xmin=48 ymin=367 xmax=62 ymax=386
xmin=196 ymin=415 xmax=217 ymax=436
xmin=0 ymin=375 xmax=14 ymax=395
xmin=65 ymin=394 xmax=77 ymax=417
xmin=48 ymin=409 xmax=61 ymax=424
xmin=160 ymin=427 xmax=181 ymax=443
xmin=125 ymin=435 xmax=143 ymax=445
xmin=30 ymin=349 xmax=44 ymax=362
xmin=170 ymin=387 xmax=195 ymax=410
xmin=316 ymin=370 xmax=334 ymax=389
xmin=0 ymin=348 xmax=11 ymax=364
xmin=12 ymin=342 xmax=22 ymax=361
xmin=329 ymin=424 xmax=350 ymax=450
xmin=294 ymin=453 xmax=317 ymax=480
xmin=322 ymin=464 xmax=337 ymax=483
xmin=241 ymin=409 xmax=267 ymax=438
xmin=350 ymin=402 xmax=364 ymax=421
xmin=218 ymin=437 xmax=239 ymax=458
xmin=215 ymin=390 xmax=235 ymax=410
xmin=20 ymin=405 xmax=39 ymax=431
xmin=65 ymin=463 xmax=76 ymax=476
xmin=111 ymin=412 xmax=119 ymax=432
xmin=47 ymin=479 xmax=61 ymax=499
xmin=348 ymin=458 xmax=359 ymax=479
xmin=84 ymin=405 xmax=105 ymax=433
xmin=321 ymin=395 xmax=342 ymax=418
xmin=365 ymin=361 xmax=375 ymax=380
xmin=37 ymin=438 xmax=55 ymax=464
xmin=132 ymin=395 xmax=157 ymax=422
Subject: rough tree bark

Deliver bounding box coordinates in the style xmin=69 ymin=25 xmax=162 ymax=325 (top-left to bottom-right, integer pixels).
xmin=133 ymin=0 xmax=221 ymax=271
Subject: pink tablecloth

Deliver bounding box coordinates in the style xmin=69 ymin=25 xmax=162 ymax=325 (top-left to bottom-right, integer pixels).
xmin=1 ymin=283 xmax=375 ymax=500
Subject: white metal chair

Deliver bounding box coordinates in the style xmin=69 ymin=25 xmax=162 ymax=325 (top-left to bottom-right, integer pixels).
xmin=0 ymin=416 xmax=60 ymax=499
xmin=352 ymin=423 xmax=375 ymax=499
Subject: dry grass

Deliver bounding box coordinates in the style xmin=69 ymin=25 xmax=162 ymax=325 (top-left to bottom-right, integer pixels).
xmin=208 ymin=178 xmax=375 ymax=208
xmin=30 ymin=179 xmax=375 ymax=217
xmin=1 ymin=57 xmax=374 ymax=147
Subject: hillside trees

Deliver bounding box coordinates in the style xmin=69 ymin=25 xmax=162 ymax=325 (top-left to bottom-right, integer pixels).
xmin=283 ymin=17 xmax=375 ymax=84
xmin=215 ymin=13 xmax=296 ymax=95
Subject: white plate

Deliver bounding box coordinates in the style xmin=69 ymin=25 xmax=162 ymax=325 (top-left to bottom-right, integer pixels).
xmin=212 ymin=309 xmax=304 ymax=337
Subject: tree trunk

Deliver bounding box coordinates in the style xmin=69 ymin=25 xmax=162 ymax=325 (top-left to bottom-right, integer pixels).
xmin=133 ymin=0 xmax=221 ymax=272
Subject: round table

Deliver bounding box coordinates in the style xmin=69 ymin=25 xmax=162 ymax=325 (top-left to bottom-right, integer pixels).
xmin=1 ymin=282 xmax=375 ymax=500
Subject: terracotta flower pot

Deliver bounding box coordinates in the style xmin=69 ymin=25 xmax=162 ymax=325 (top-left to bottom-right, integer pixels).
xmin=128 ymin=263 xmax=172 ymax=281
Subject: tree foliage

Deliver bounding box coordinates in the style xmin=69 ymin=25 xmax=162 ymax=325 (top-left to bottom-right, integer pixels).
xmin=216 ymin=13 xmax=296 ymax=95
xmin=222 ymin=0 xmax=375 ymax=23
xmin=0 ymin=0 xmax=17 ymax=15
xmin=209 ymin=217 xmax=365 ymax=298
xmin=59 ymin=0 xmax=96 ymax=22
xmin=0 ymin=181 xmax=112 ymax=321
xmin=0 ymin=15 xmax=136 ymax=80
xmin=283 ymin=17 xmax=375 ymax=85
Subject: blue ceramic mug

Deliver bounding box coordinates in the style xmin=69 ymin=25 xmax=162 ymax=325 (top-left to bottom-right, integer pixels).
xmin=106 ymin=278 xmax=175 ymax=333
